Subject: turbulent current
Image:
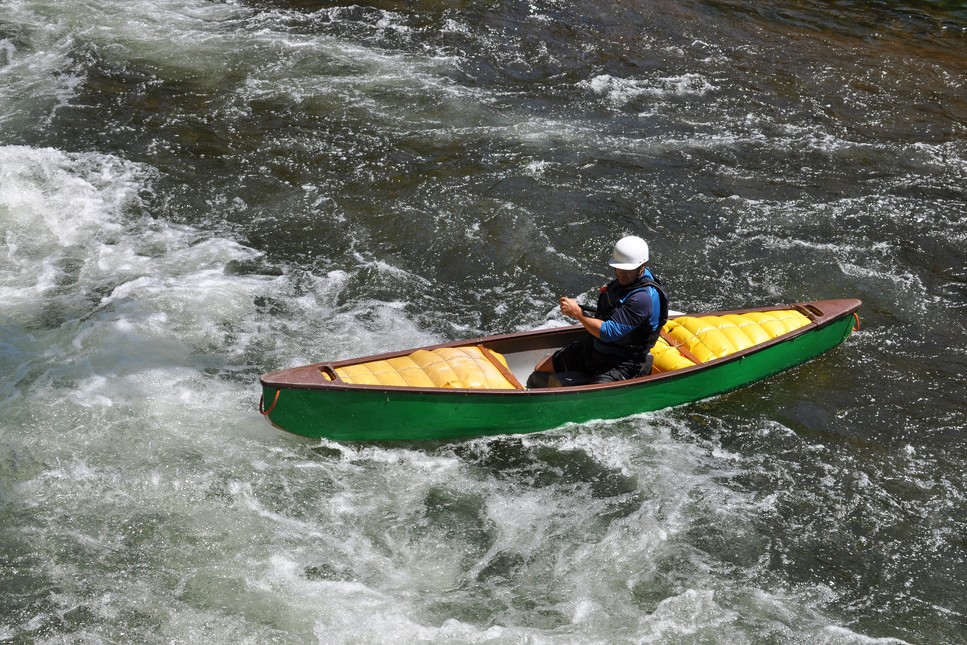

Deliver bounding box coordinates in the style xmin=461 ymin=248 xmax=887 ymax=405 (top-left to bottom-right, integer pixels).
xmin=1 ymin=0 xmax=965 ymax=642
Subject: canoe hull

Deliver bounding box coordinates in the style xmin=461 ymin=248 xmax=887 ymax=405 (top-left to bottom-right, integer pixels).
xmin=260 ymin=299 xmax=860 ymax=442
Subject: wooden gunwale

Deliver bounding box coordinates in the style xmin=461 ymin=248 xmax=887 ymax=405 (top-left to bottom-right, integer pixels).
xmin=260 ymin=299 xmax=861 ymax=397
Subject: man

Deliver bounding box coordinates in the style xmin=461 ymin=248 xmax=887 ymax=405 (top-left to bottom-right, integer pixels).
xmin=528 ymin=235 xmax=668 ymax=387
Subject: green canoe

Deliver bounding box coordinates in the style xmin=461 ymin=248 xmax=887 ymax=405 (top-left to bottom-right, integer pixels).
xmin=259 ymin=298 xmax=861 ymax=442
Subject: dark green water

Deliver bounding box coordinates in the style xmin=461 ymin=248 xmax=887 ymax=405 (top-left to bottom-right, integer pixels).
xmin=1 ymin=0 xmax=965 ymax=642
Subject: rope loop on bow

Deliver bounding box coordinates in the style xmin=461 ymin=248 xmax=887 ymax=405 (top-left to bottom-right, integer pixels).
xmin=259 ymin=389 xmax=281 ymax=416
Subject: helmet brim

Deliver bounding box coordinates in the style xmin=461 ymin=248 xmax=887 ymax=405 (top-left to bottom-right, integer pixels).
xmin=608 ymin=260 xmax=645 ymax=270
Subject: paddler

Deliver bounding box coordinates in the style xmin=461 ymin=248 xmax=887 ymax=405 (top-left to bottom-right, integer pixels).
xmin=527 ymin=235 xmax=668 ymax=387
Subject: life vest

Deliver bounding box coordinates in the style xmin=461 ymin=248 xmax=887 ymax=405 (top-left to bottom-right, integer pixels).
xmin=595 ymin=271 xmax=669 ymax=360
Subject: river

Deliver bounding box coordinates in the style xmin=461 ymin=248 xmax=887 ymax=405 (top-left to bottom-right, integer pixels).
xmin=1 ymin=0 xmax=965 ymax=642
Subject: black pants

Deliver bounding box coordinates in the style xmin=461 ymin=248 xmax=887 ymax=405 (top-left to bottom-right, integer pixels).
xmin=551 ymin=336 xmax=647 ymax=384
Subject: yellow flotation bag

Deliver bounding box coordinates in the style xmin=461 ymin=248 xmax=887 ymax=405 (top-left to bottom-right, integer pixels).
xmin=650 ymin=309 xmax=811 ymax=373
xmin=650 ymin=335 xmax=698 ymax=373
xmin=322 ymin=345 xmax=521 ymax=389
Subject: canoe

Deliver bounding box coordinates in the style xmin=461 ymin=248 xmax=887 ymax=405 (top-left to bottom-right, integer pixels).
xmin=259 ymin=298 xmax=861 ymax=442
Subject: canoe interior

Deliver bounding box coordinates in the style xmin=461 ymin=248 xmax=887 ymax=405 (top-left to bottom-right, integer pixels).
xmin=261 ymin=298 xmax=861 ymax=395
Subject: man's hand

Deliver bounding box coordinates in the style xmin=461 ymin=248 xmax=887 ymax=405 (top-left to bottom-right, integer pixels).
xmin=560 ymin=296 xmax=604 ymax=338
xmin=559 ymin=296 xmax=583 ymax=319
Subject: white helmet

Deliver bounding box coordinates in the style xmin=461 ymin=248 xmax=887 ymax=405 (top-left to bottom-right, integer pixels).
xmin=608 ymin=235 xmax=649 ymax=270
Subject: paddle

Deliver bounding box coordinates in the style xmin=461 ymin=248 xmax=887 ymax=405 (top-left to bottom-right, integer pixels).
xmin=580 ymin=305 xmax=686 ymax=317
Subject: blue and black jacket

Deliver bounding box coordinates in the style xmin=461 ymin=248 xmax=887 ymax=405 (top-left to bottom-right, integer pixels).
xmin=593 ymin=268 xmax=669 ymax=361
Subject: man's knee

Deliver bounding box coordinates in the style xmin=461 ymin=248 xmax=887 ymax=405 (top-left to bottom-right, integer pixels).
xmin=526 ymin=370 xmax=592 ymax=388
xmin=526 ymin=371 xmax=551 ymax=389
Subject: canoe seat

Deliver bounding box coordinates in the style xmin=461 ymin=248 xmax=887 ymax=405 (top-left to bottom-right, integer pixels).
xmin=321 ymin=345 xmax=522 ymax=389
xmin=651 ymin=309 xmax=812 ymax=373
